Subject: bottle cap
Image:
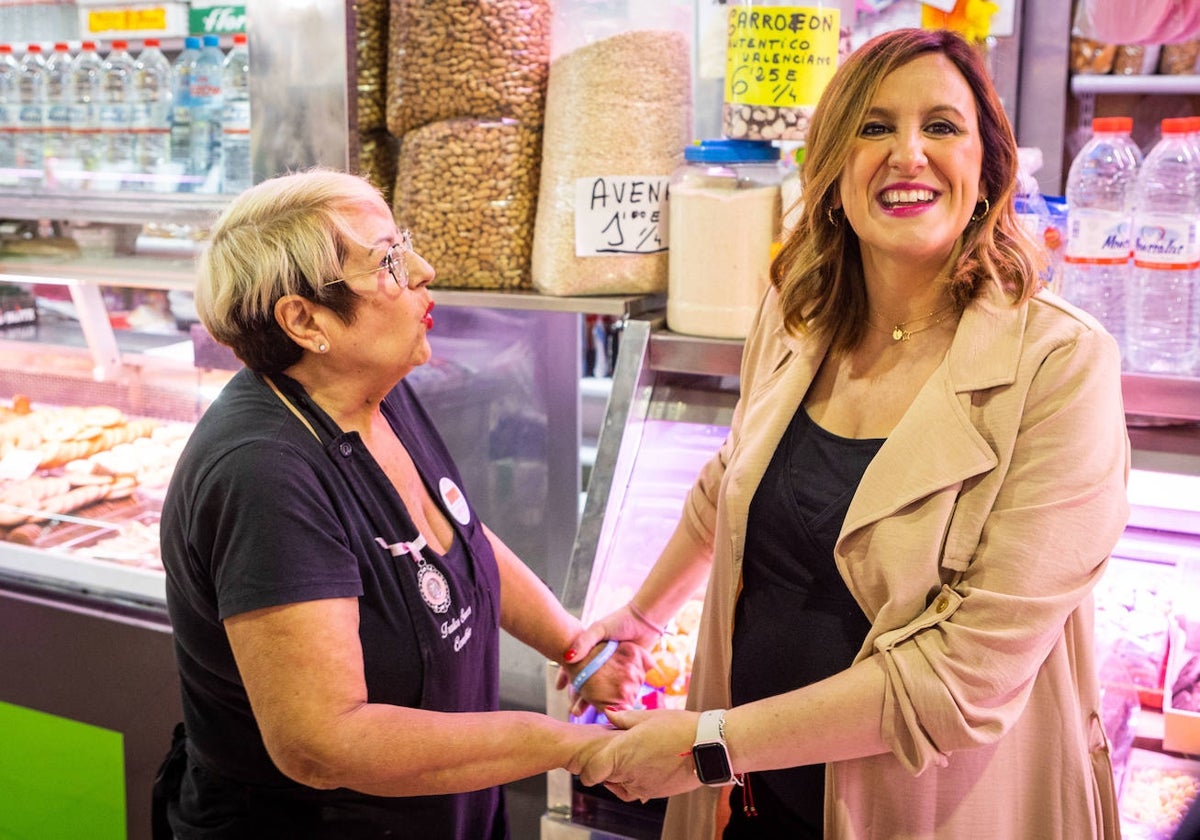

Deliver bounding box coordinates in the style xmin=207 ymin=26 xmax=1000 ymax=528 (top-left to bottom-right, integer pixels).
xmin=27 ymin=44 xmax=42 ymax=52
xmin=1092 ymin=117 xmax=1132 ymax=134
xmin=82 ymin=41 xmax=97 ymax=51
xmin=684 ymin=138 xmax=781 ymax=164
xmin=1161 ymin=118 xmax=1190 ymax=135
xmin=203 ymin=34 xmax=220 ymax=46
xmin=0 ymin=46 xmax=11 ymax=54
xmin=54 ymin=42 xmax=70 ymax=51
xmin=233 ymin=34 xmax=247 ymax=45
xmin=145 ymin=38 xmax=160 ymax=48
xmin=112 ymin=39 xmax=128 ymax=50
xmin=185 ymin=36 xmax=201 ymax=49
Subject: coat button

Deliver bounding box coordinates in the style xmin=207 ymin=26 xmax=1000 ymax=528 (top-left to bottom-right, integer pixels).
xmin=935 ymin=596 xmax=949 ymax=613
xmin=339 ymin=442 xmax=353 ymax=457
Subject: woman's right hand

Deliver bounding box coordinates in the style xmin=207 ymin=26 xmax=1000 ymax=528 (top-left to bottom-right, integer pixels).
xmin=562 ymin=603 xmax=664 ymax=666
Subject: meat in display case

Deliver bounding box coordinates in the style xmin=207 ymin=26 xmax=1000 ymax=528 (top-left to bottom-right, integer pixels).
xmin=545 ymin=316 xmax=1200 ymax=840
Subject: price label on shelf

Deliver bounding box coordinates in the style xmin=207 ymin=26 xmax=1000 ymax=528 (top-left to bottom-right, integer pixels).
xmin=77 ymin=3 xmax=189 ymax=38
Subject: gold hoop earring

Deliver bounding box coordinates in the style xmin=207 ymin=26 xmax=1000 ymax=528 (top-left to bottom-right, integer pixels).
xmin=827 ymin=206 xmax=840 ymax=227
xmin=971 ymin=197 xmax=990 ymax=223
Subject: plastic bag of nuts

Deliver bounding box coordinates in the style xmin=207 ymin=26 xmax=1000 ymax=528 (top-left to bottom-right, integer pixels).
xmin=531 ymin=28 xmax=691 ymax=296
xmin=394 ymin=117 xmax=541 ymax=290
xmin=355 ymin=129 xmax=398 ymax=207
xmin=354 ymin=0 xmax=388 ymax=132
xmin=387 ymin=0 xmax=551 ymax=137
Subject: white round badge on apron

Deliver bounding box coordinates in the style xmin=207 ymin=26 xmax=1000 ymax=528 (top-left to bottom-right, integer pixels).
xmin=439 ymin=477 xmax=472 ymax=525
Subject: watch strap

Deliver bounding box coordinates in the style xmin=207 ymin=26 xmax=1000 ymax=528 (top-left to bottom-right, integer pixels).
xmin=694 ymin=708 xmax=726 ymax=747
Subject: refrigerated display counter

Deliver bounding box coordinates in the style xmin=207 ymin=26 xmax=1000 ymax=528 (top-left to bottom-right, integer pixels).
xmin=544 ymin=315 xmax=1200 ymax=840
xmin=0 ymin=246 xmax=660 ymax=838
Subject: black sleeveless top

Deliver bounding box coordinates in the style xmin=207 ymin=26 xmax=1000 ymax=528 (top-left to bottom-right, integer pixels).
xmin=729 ymin=405 xmax=883 ymax=836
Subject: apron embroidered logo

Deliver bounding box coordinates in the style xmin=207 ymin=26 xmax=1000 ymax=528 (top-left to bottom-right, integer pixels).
xmin=375 ymin=536 xmax=453 ymax=614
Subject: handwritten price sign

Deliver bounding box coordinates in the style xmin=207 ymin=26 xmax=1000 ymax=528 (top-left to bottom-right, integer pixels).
xmin=725 ymin=6 xmax=840 ymax=108
xmin=574 ymin=176 xmax=670 ymax=257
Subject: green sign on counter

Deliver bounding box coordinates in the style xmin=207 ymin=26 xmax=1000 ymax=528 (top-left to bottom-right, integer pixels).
xmin=0 ymin=701 xmax=125 ymax=839
xmin=189 ymin=4 xmax=247 ymax=35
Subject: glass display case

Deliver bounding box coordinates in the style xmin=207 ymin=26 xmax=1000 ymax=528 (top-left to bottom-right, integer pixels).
xmin=544 ymin=315 xmax=1200 ymax=839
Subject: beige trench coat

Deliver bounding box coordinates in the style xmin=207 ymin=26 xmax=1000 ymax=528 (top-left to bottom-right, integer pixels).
xmin=662 ymin=281 xmax=1130 ymax=840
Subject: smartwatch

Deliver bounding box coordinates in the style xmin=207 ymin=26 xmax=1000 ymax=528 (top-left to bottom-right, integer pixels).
xmin=691 ymin=709 xmax=740 ymax=786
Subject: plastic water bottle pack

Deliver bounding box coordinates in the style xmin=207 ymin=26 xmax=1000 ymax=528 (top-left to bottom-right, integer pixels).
xmin=68 ymin=40 xmax=103 ymax=183
xmin=16 ymin=43 xmax=46 ymax=185
xmin=189 ymin=34 xmax=224 ymax=193
xmin=1061 ymin=117 xmax=1142 ymax=362
xmin=97 ymin=39 xmax=135 ymax=190
xmin=0 ymin=45 xmax=19 ymax=184
xmin=169 ymin=36 xmax=200 ymax=192
xmin=1127 ymin=118 xmax=1200 ymax=376
xmin=221 ymin=33 xmax=251 ymax=195
xmin=131 ymin=38 xmax=172 ymax=191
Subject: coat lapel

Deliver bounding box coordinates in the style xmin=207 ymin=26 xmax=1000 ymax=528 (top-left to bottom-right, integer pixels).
xmin=839 ymin=282 xmax=1026 ymax=542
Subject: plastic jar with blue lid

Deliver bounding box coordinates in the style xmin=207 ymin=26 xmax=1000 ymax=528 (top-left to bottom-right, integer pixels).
xmin=667 ymin=138 xmax=782 ymax=339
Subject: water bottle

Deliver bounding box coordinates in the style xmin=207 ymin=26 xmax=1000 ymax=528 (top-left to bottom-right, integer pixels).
xmin=68 ymin=40 xmax=103 ymax=183
xmin=1127 ymin=118 xmax=1200 ymax=375
xmin=42 ymin=41 xmax=73 ymax=182
xmin=221 ymin=32 xmax=251 ymax=194
xmin=1061 ymin=117 xmax=1143 ymax=360
xmin=131 ymin=38 xmax=172 ymax=191
xmin=0 ymin=45 xmax=19 ymax=184
xmin=98 ymin=39 xmax=136 ymax=189
xmin=16 ymin=44 xmax=46 ymax=185
xmin=190 ymin=34 xmax=224 ymax=193
xmin=169 ymin=36 xmax=200 ymax=192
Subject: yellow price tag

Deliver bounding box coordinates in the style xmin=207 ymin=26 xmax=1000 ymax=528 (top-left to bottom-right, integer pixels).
xmin=86 ymin=7 xmax=169 ymax=34
xmin=725 ymin=6 xmax=841 ymax=108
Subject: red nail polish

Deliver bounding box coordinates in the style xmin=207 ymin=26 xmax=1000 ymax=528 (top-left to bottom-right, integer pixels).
xmin=565 ymin=648 xmax=576 ymax=662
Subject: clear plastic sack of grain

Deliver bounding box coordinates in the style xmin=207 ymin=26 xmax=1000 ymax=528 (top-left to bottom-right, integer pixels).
xmin=531 ymin=4 xmax=693 ymax=296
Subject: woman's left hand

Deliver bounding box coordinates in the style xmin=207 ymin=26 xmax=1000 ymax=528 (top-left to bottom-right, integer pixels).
xmin=559 ymin=640 xmax=654 ymax=716
xmin=578 ymin=708 xmax=701 ymax=801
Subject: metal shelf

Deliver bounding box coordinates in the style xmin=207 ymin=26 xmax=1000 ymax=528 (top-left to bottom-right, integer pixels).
xmin=1071 ymin=74 xmax=1200 ymax=96
xmin=0 ymin=189 xmax=229 ymax=227
xmin=1123 ymin=372 xmax=1200 ymax=423
xmin=645 ymin=328 xmax=1200 ymax=424
xmin=649 ymin=328 xmax=743 ymax=377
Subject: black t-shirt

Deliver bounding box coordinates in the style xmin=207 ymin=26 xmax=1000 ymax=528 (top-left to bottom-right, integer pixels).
xmin=160 ymin=369 xmax=506 ymax=839
xmin=728 ymin=406 xmax=882 ymax=837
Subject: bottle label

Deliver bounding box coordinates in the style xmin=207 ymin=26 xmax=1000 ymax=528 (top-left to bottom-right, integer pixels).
xmin=221 ymin=99 xmax=250 ymax=133
xmin=1133 ymin=212 xmax=1200 ymax=269
xmin=45 ymin=103 xmax=71 ymax=128
xmin=1064 ymin=209 xmax=1131 ymax=264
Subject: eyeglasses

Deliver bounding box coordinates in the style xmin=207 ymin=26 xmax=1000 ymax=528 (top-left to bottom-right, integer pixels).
xmin=328 ymin=229 xmax=413 ymax=290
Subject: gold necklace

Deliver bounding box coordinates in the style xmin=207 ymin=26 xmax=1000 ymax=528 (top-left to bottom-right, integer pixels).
xmin=867 ymin=301 xmax=958 ymax=342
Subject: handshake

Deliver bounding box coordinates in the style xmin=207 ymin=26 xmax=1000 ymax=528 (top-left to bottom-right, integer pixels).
xmin=554 ymin=603 xmax=717 ymax=803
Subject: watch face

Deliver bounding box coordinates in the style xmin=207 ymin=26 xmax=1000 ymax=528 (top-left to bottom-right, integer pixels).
xmin=693 ymin=742 xmax=733 ymax=785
